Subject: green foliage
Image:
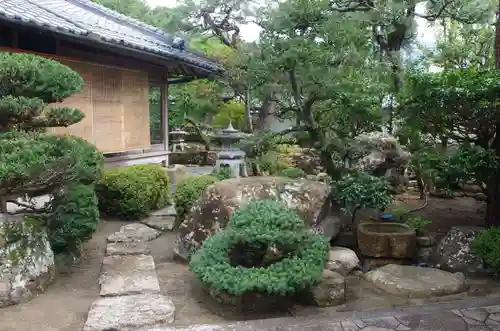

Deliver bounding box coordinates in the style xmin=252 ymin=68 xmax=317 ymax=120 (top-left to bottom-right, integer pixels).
xmin=212 ymin=101 xmax=245 ymax=130
xmin=472 ymin=227 xmax=500 ymax=274
xmin=0 ymin=132 xmax=103 ymax=196
xmin=279 ymin=167 xmax=306 ymax=179
xmin=48 ymin=183 xmax=99 ymax=255
xmin=189 ymin=200 xmax=329 ymax=295
xmin=385 ymin=204 xmax=409 ymax=222
xmin=0 ymin=53 xmax=85 ymax=131
xmin=257 ymin=151 xmax=282 ymax=175
xmin=174 ymin=175 xmax=219 ymax=221
xmin=96 ymin=164 xmax=171 ymax=220
xmin=402 ymin=68 xmax=500 ymax=144
xmin=212 ymin=166 xmax=233 ymax=181
xmin=405 ymin=215 xmax=432 ymax=233
xmin=0 ymin=52 xmax=103 ymax=258
xmin=334 ymin=170 xmax=393 ymax=215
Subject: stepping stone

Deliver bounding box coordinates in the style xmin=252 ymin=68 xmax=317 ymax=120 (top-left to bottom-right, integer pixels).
xmin=107 ymin=223 xmax=161 ymax=243
xmin=106 ymin=241 xmax=150 ymax=256
xmin=99 ymin=254 xmax=160 ymax=296
xmin=83 ymin=293 xmax=175 ymax=331
xmin=365 ymin=264 xmax=468 ymax=299
xmin=141 ymin=205 xmax=177 ymax=231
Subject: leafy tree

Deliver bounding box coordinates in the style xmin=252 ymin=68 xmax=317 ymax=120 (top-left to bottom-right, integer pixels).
xmin=401 ymin=67 xmax=500 ymax=225
xmin=0 ymin=53 xmax=103 ymax=254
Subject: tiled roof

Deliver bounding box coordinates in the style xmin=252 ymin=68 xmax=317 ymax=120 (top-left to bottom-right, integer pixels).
xmin=0 ymin=0 xmax=221 ymax=74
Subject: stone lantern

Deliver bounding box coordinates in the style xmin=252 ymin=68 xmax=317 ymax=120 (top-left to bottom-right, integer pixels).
xmin=209 ymin=122 xmax=248 ymax=178
xmin=170 ymin=128 xmax=187 ymax=152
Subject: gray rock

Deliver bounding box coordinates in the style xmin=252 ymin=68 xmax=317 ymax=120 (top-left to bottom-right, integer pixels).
xmin=416 ymin=235 xmax=436 ymax=247
xmin=107 ymin=223 xmax=161 ymax=243
xmin=99 ymin=254 xmax=160 ymax=296
xmin=300 ymin=270 xmax=346 ymax=307
xmin=106 ymin=241 xmax=150 ymax=256
xmin=326 ymin=246 xmax=361 ymax=276
xmin=141 ymin=206 xmax=177 ymax=231
xmin=175 ymin=177 xmax=341 ymax=261
xmin=365 ymin=264 xmax=468 ymax=298
xmin=436 ymin=226 xmax=489 ymax=275
xmin=83 ymin=294 xmax=175 ymax=331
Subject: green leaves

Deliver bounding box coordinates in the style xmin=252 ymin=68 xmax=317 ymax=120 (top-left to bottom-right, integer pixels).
xmin=402 ymin=68 xmax=500 ymax=141
xmin=189 ymin=200 xmax=329 ymax=296
xmin=472 ymin=227 xmax=500 ymax=274
xmin=96 ymin=164 xmax=172 ymax=220
xmin=334 ymin=170 xmax=393 ymax=215
xmin=174 ymin=175 xmax=220 ymax=222
xmin=0 ymin=53 xmax=84 ymax=103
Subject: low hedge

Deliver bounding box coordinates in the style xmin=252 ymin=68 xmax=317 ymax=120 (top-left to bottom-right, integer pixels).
xmin=189 ymin=200 xmax=329 ymax=296
xmin=174 ymin=175 xmax=219 ymax=221
xmin=96 ymin=164 xmax=171 ymax=220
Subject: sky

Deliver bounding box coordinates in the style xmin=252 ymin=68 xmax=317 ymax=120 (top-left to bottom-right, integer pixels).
xmin=145 ymin=0 xmax=439 ymax=47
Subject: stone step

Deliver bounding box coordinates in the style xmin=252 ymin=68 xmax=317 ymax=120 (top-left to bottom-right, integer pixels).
xmin=99 ymin=254 xmax=160 ymax=297
xmin=83 ymin=294 xmax=175 ymax=331
xmin=106 ymin=241 xmax=151 ymax=256
xmin=107 ymin=223 xmax=161 ymax=243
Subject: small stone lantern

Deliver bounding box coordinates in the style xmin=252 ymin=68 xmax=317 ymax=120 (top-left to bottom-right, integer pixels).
xmin=170 ymin=128 xmax=187 ymax=152
xmin=209 ymin=122 xmax=248 ymax=178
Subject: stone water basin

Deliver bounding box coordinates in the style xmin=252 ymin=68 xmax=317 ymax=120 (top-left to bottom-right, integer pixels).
xmin=357 ymin=222 xmax=416 ymax=259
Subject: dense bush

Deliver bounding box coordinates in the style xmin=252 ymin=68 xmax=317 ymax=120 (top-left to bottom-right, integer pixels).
xmin=0 ymin=53 xmax=103 ymax=259
xmin=334 ymin=170 xmax=393 ymax=217
xmin=48 ymin=183 xmax=100 ymax=255
xmin=96 ymin=164 xmax=171 ymax=220
xmin=279 ymin=167 xmax=306 ymax=179
xmin=472 ymin=227 xmax=500 ymax=274
xmin=174 ymin=175 xmax=219 ymax=221
xmin=212 ymin=166 xmax=233 ymax=180
xmin=190 ymin=200 xmax=329 ymax=296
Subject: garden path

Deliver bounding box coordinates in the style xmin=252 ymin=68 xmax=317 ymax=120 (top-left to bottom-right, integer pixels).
xmin=0 ymin=220 xmax=125 ymax=331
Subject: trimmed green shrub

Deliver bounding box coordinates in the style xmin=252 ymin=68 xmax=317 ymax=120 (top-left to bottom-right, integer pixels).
xmin=174 ymin=175 xmax=219 ymax=221
xmin=212 ymin=166 xmax=233 ymax=181
xmin=96 ymin=164 xmax=171 ymax=220
xmin=189 ymin=200 xmax=329 ymax=296
xmin=48 ymin=183 xmax=100 ymax=255
xmin=472 ymin=227 xmax=500 ymax=274
xmin=279 ymin=167 xmax=306 ymax=179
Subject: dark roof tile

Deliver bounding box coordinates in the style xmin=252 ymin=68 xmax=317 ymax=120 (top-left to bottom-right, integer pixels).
xmin=0 ymin=0 xmax=221 ymax=73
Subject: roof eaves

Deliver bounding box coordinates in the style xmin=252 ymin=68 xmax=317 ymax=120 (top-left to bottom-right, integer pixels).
xmin=0 ymin=3 xmax=88 ymax=36
xmin=70 ymin=0 xmax=172 ymax=40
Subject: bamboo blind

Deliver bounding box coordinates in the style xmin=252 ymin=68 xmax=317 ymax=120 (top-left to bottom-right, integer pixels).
xmin=50 ymin=58 xmax=151 ymax=153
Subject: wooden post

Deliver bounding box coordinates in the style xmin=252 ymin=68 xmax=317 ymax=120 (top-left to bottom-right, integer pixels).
xmin=160 ymin=74 xmax=169 ymax=167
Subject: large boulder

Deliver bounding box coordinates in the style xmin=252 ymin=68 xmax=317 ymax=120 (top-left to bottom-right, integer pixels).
xmin=353 ymin=132 xmax=411 ymax=193
xmin=365 ymin=264 xmax=468 ymax=298
xmin=326 ymin=246 xmax=361 ymax=276
xmin=436 ymin=226 xmax=490 ymax=275
xmin=174 ymin=177 xmax=341 ymax=261
xmin=0 ymin=214 xmax=55 ymax=307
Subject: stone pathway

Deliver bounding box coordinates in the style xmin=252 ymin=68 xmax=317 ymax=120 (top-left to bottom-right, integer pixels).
xmin=83 ymin=222 xmax=177 ymax=331
xmin=143 ymin=303 xmax=500 ymax=330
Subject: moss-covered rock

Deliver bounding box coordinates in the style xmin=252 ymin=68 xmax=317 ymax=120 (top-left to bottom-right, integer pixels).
xmin=0 ymin=214 xmax=55 ymax=307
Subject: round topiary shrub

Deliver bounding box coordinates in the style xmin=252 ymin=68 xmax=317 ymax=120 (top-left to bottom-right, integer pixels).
xmin=174 ymin=175 xmax=219 ymax=221
xmin=96 ymin=164 xmax=171 ymax=220
xmin=189 ymin=200 xmax=329 ymax=299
